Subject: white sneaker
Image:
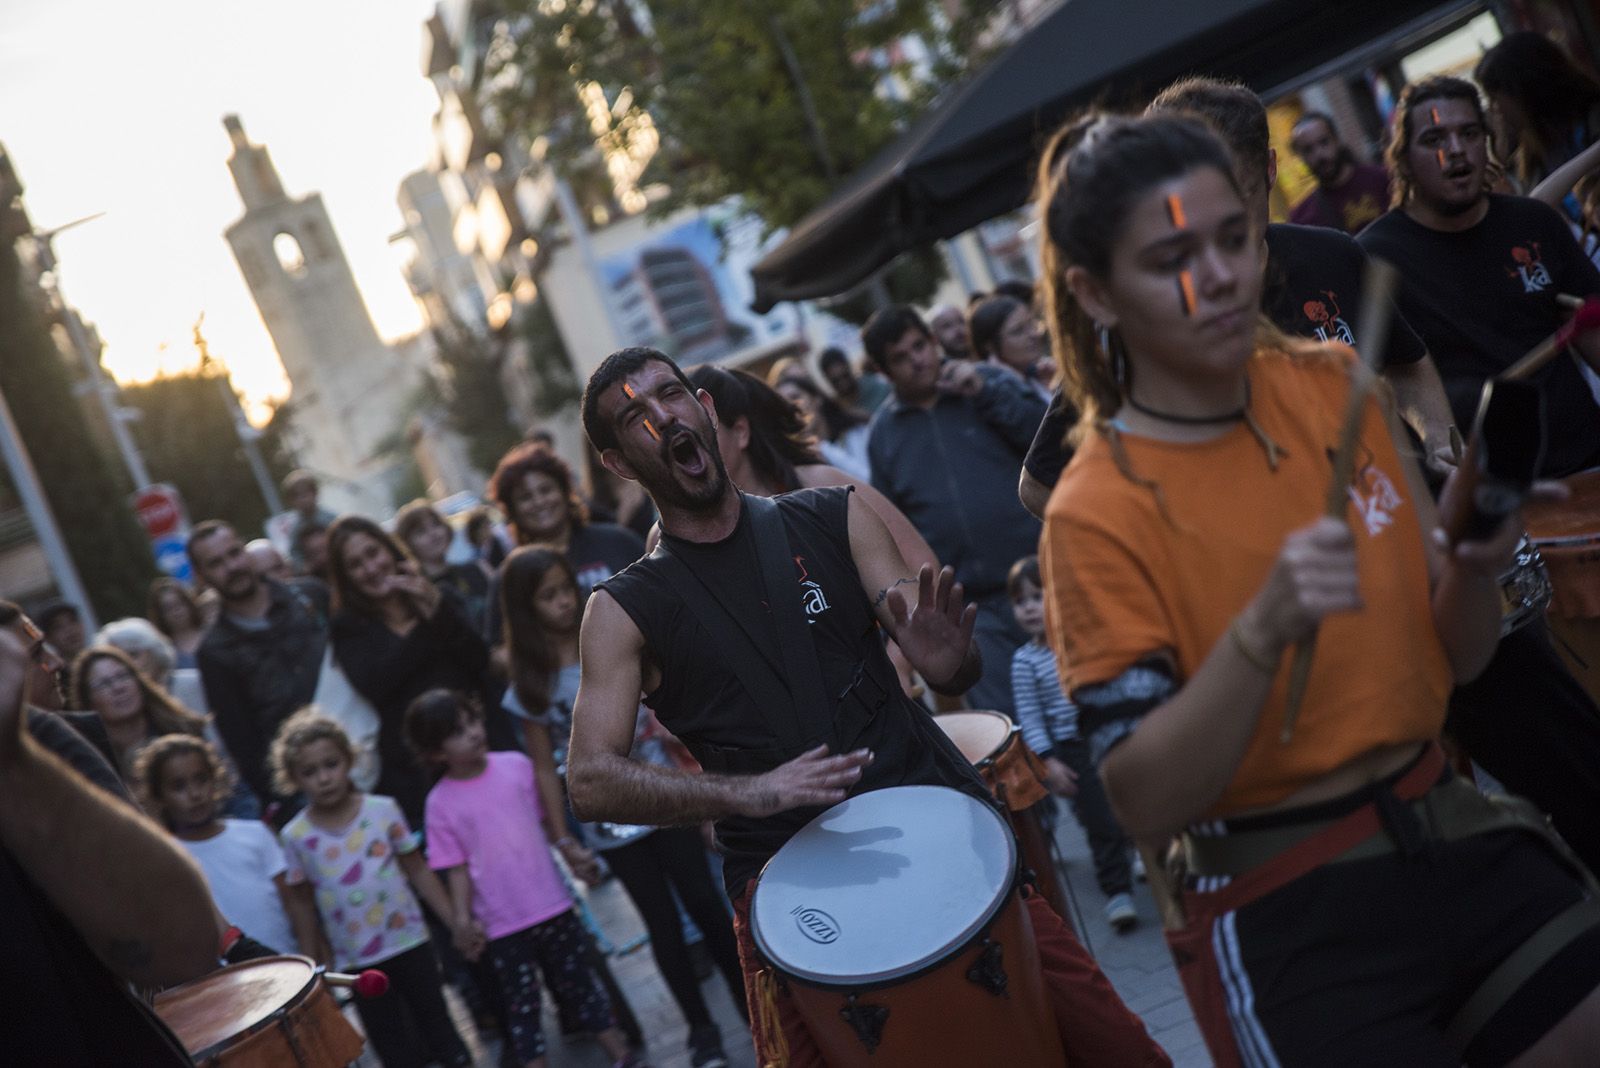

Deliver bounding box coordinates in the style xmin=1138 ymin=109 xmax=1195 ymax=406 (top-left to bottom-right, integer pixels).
xmin=1105 ymin=892 xmax=1138 ymax=932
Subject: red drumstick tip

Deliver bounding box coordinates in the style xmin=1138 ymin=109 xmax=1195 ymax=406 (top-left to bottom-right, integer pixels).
xmin=354 ymin=970 xmax=389 ymax=998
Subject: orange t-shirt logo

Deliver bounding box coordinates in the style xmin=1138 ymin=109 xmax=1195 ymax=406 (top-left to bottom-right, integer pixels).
xmin=1348 ymin=462 xmax=1404 ymax=536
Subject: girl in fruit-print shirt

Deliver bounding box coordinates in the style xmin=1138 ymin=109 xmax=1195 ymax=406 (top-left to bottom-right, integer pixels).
xmin=273 ymin=709 xmax=473 ymax=1068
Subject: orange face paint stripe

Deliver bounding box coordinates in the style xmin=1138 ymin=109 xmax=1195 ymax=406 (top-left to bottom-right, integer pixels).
xmin=1430 ymin=107 xmax=1441 ymax=126
xmin=1436 ymin=147 xmax=1448 ymax=170
xmin=1178 ymin=271 xmax=1197 ymax=317
xmin=1166 ymin=193 xmax=1188 ymax=230
xmin=643 ymin=418 xmax=661 ymax=441
xmin=622 ymin=383 xmax=636 ymax=398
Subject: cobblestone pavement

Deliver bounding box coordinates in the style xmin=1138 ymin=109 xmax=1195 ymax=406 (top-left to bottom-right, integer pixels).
xmin=393 ymin=799 xmax=1213 ymax=1067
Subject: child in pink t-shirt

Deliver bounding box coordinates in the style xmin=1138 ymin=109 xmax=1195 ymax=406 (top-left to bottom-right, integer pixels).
xmin=406 ymin=689 xmax=644 ymax=1068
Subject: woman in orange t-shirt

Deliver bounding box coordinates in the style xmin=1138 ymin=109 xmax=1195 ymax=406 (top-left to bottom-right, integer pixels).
xmin=1036 ymin=112 xmax=1600 ymax=1066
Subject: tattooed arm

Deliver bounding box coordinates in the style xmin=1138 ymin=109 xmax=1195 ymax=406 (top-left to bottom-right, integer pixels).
xmin=565 ymin=592 xmax=871 ymax=826
xmin=847 ymin=491 xmax=981 ymax=695
xmin=0 ymin=633 xmax=215 ymax=987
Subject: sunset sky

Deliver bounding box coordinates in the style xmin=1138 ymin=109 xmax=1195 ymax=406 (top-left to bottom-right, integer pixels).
xmin=2 ymin=0 xmax=445 ymax=421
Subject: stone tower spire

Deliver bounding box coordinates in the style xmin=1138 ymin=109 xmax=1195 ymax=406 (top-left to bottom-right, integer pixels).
xmin=222 ymin=116 xmax=417 ymax=517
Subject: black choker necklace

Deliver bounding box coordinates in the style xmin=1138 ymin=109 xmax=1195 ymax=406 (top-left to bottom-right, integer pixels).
xmin=1126 ymin=379 xmax=1250 ymax=425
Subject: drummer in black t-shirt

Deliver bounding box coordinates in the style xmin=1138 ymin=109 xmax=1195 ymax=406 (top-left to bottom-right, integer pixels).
xmin=1357 ymin=74 xmax=1600 ymax=478
xmin=1020 ymin=77 xmax=1456 ymax=517
xmin=567 ymin=347 xmax=1167 ymax=1067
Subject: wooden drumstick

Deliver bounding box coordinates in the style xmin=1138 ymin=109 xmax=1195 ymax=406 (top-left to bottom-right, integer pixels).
xmin=1281 ymin=258 xmax=1400 ymax=743
xmin=1500 ymin=297 xmax=1600 ymax=381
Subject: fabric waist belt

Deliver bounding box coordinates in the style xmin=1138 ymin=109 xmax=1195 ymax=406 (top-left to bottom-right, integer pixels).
xmin=1181 ymin=745 xmax=1503 ymax=878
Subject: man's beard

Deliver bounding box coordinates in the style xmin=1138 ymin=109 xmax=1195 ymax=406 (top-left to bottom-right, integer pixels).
xmin=638 ymin=418 xmax=730 ymax=513
xmin=221 ymin=570 xmax=259 ymax=603
xmin=1315 ymin=146 xmax=1356 ymax=187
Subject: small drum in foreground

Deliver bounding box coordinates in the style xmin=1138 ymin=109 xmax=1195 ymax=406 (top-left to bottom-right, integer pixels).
xmin=1525 ymin=470 xmax=1600 ymax=705
xmin=751 ymin=785 xmax=1064 ymax=1066
xmin=935 ymin=710 xmax=1070 ymax=922
xmin=154 ymin=955 xmax=364 ymax=1067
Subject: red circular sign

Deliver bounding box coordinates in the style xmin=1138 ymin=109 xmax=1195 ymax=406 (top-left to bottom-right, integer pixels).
xmin=134 ymin=485 xmax=184 ymax=539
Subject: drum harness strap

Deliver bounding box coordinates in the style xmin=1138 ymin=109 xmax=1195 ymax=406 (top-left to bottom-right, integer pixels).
xmin=651 ymin=493 xmax=892 ymax=775
xmin=1172 ymin=743 xmax=1600 ymax=1062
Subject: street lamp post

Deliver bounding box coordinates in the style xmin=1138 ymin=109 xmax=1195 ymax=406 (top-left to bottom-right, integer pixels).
xmin=194 ymin=315 xmax=284 ymax=517
xmin=0 ymin=382 xmax=97 ymax=631
xmin=32 ymin=213 xmax=154 ymax=491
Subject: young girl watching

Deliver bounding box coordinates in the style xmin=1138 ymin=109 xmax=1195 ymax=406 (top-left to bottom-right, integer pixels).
xmin=404 ymin=689 xmax=643 ymax=1068
xmin=133 ymin=734 xmax=296 ymax=956
xmin=269 ymin=709 xmax=473 ymax=1068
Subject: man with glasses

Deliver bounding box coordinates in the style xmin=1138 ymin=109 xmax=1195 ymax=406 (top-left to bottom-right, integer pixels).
xmin=0 ymin=601 xmax=66 ymax=711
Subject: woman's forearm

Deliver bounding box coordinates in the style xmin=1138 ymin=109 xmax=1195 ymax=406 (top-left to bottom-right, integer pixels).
xmin=1099 ymin=620 xmax=1277 ymax=839
xmin=1430 ymin=561 xmax=1505 ymax=683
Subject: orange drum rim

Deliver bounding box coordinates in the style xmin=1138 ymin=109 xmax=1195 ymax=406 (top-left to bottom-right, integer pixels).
xmin=933 ymin=710 xmax=1016 ymax=769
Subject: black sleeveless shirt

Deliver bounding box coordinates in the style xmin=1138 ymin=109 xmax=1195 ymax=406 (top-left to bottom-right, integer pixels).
xmin=599 ymin=486 xmax=992 ymax=894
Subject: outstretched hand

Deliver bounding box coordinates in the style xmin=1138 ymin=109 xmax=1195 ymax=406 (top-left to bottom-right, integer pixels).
xmin=737 ymin=745 xmax=873 ymax=819
xmin=885 ymin=565 xmax=978 ymax=692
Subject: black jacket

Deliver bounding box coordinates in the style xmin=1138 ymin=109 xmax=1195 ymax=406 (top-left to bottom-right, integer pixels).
xmin=197 ymin=579 xmax=329 ymax=803
xmin=330 ymin=593 xmax=491 ymax=825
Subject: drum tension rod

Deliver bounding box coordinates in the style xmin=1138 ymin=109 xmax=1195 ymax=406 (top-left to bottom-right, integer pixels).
xmin=839 ymin=995 xmax=890 ymax=1053
xmin=966 ymin=935 xmax=1010 ymax=998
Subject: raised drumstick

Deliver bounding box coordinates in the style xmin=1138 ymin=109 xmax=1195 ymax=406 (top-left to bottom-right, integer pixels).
xmin=1501 ymin=297 xmax=1600 ymax=380
xmin=1281 ymin=258 xmax=1400 ymax=743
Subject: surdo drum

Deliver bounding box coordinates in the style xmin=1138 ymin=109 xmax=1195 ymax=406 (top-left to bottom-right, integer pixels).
xmin=935 ymin=710 xmax=1072 ymax=923
xmin=153 ymin=956 xmax=364 ymax=1067
xmin=750 ymin=785 xmax=1064 ymax=1065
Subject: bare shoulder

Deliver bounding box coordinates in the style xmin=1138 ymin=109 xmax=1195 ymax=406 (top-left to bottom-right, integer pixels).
xmin=797 ymin=463 xmax=853 ymax=488
xmin=579 ymin=588 xmax=661 ymax=693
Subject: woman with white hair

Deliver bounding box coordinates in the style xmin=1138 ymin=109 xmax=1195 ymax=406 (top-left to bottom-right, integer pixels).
xmin=96 ymin=617 xmax=207 ymax=714
xmin=89 ymin=620 xmax=257 ymax=818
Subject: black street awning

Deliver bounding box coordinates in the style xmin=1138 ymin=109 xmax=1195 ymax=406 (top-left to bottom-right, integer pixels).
xmin=750 ymin=0 xmax=1475 ymax=311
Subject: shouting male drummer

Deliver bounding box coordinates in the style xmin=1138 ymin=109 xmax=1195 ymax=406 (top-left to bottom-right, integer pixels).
xmin=568 ymin=347 xmax=1166 ymax=1066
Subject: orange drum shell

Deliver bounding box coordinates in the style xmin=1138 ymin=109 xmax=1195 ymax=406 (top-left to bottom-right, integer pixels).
xmin=935 ymin=711 xmax=1049 ymax=811
xmin=780 ymin=888 xmax=1065 ymax=1067
xmin=154 ymin=956 xmax=363 ymax=1067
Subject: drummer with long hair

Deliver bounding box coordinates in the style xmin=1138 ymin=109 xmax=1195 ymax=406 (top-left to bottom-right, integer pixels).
xmin=1036 ymin=111 xmax=1600 ymax=1064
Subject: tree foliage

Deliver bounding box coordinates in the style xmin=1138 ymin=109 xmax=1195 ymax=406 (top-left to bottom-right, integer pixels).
xmin=487 ymin=0 xmax=999 ymax=233
xmin=0 ymin=237 xmax=156 ymax=619
xmin=427 ymin=320 xmax=522 ymax=475
xmin=120 ymin=371 xmax=295 ymax=540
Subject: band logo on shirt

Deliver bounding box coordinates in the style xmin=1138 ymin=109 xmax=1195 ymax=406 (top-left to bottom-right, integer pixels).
xmin=1507 ymin=242 xmax=1552 ymax=294
xmin=1347 ymin=462 xmax=1404 ymax=537
xmin=794 ymin=556 xmax=832 ymax=623
xmin=1302 ymin=291 xmax=1356 ymax=346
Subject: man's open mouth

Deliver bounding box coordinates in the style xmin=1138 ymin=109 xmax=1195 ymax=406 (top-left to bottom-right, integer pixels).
xmin=667 ymin=429 xmax=708 ymax=477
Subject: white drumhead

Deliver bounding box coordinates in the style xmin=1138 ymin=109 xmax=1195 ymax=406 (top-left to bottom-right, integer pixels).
xmin=750 ymin=785 xmax=1015 ymax=987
